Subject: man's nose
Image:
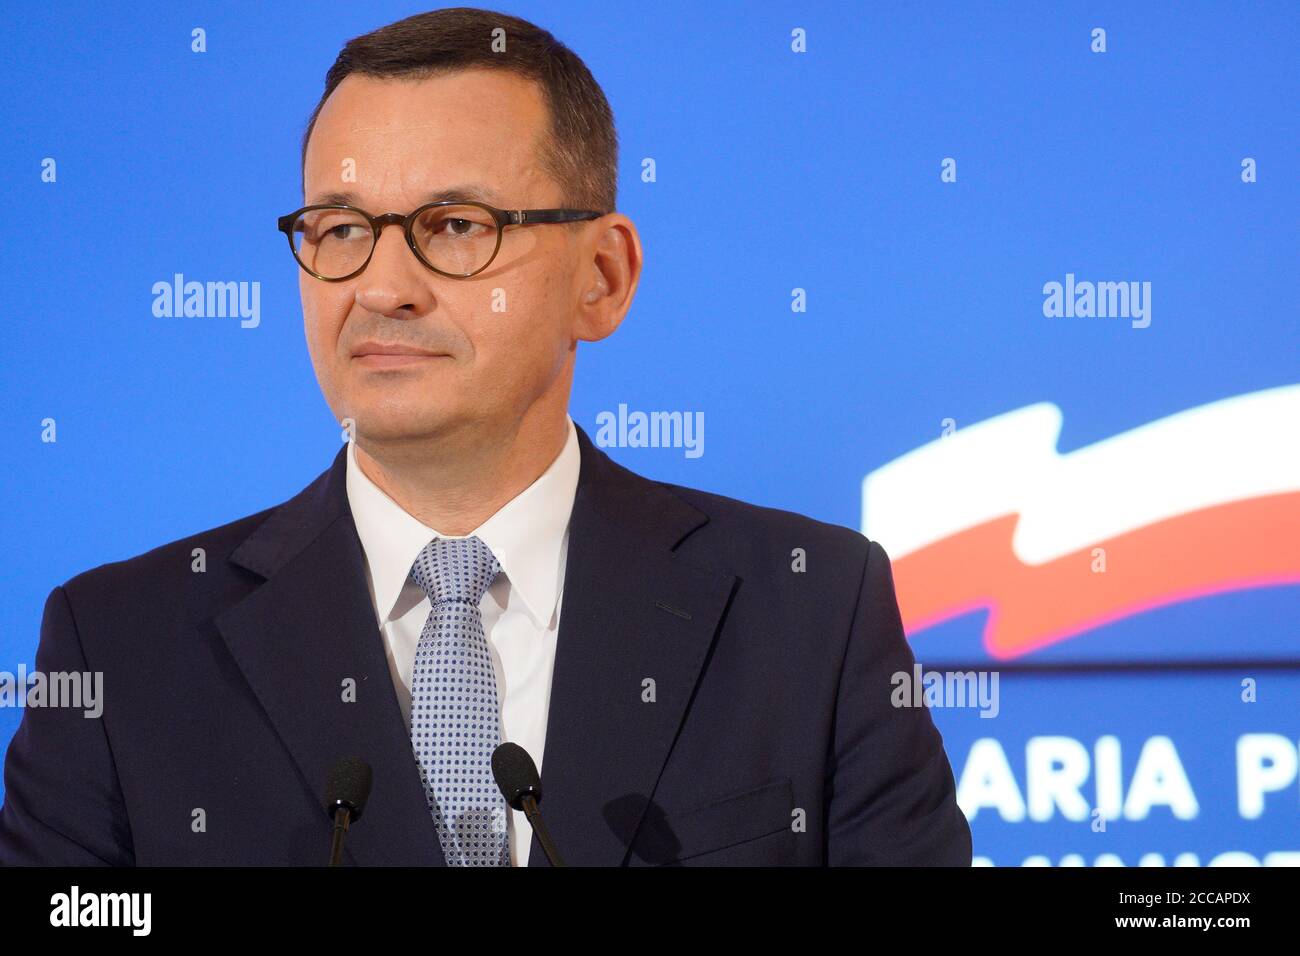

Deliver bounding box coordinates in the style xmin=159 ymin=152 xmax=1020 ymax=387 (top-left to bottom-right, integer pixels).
xmin=353 ymin=222 xmax=433 ymax=316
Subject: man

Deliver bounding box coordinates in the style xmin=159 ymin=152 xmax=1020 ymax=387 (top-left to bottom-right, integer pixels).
xmin=0 ymin=7 xmax=970 ymax=866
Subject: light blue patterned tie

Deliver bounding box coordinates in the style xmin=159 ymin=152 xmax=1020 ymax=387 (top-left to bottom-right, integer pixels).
xmin=408 ymin=535 xmax=509 ymax=866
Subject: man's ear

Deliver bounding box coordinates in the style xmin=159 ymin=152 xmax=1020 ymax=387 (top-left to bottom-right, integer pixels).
xmin=573 ymin=213 xmax=642 ymax=343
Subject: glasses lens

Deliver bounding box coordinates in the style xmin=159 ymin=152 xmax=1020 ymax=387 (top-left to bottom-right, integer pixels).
xmin=291 ymin=208 xmax=372 ymax=279
xmin=412 ymin=204 xmax=499 ymax=276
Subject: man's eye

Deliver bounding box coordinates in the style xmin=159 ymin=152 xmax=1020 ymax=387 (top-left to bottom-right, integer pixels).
xmin=326 ymin=224 xmax=365 ymax=241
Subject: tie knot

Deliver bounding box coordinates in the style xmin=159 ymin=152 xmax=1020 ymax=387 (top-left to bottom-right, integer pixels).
xmin=410 ymin=535 xmax=501 ymax=606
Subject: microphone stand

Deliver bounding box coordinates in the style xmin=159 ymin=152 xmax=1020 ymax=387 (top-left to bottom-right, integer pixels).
xmin=328 ymin=807 xmax=355 ymax=867
xmin=521 ymin=795 xmax=566 ymax=867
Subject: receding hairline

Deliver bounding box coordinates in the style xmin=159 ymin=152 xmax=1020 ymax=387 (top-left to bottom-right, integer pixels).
xmin=301 ymin=66 xmax=575 ymax=205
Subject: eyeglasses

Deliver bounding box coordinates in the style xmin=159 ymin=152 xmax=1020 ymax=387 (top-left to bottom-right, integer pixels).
xmin=276 ymin=200 xmax=604 ymax=281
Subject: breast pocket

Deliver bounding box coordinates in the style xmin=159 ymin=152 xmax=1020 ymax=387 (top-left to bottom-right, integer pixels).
xmin=631 ymin=777 xmax=795 ymax=865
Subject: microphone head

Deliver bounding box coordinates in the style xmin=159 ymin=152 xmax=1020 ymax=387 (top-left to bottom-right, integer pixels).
xmin=492 ymin=742 xmax=542 ymax=810
xmin=325 ymin=756 xmax=374 ymax=821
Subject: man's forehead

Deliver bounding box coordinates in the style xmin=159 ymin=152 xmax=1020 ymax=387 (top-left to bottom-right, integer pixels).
xmin=304 ymin=71 xmax=549 ymax=197
xmin=307 ymin=183 xmax=512 ymax=207
xmin=345 ymin=121 xmax=447 ymax=133
xmin=317 ymin=70 xmax=545 ymax=133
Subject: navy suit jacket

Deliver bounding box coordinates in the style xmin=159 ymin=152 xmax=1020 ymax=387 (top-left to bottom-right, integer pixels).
xmin=0 ymin=424 xmax=971 ymax=866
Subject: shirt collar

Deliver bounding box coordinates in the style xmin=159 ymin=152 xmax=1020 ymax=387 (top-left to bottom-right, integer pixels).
xmin=346 ymin=415 xmax=580 ymax=629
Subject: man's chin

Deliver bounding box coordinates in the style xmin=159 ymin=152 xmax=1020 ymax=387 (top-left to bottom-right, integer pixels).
xmin=346 ymin=408 xmax=462 ymax=446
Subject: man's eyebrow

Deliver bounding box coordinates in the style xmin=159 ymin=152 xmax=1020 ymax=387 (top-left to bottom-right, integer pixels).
xmin=305 ymin=184 xmax=511 ymax=208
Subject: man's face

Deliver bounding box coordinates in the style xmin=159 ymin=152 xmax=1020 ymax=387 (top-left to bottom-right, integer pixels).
xmin=300 ymin=69 xmax=585 ymax=446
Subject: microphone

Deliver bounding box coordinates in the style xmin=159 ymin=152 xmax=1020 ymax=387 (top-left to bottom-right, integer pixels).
xmin=325 ymin=756 xmax=373 ymax=867
xmin=491 ymin=742 xmax=567 ymax=867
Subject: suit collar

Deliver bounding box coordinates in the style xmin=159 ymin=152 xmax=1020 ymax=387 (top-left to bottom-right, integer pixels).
xmin=218 ymin=421 xmax=736 ymax=866
xmin=345 ymin=415 xmax=581 ymax=630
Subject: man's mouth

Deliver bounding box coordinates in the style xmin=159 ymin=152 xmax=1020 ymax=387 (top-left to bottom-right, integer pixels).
xmin=351 ymin=342 xmax=450 ymax=368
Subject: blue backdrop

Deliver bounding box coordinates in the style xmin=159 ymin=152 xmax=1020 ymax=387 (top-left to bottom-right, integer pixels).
xmin=3 ymin=0 xmax=1297 ymax=866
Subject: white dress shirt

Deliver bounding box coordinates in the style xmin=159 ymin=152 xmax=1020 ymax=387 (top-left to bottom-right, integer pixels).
xmin=345 ymin=415 xmax=580 ymax=866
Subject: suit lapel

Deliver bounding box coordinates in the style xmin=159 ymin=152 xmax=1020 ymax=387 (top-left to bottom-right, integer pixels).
xmin=529 ymin=426 xmax=737 ymax=866
xmin=215 ymin=446 xmax=445 ymax=866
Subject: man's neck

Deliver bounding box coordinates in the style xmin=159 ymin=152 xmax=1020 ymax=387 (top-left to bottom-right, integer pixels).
xmin=352 ymin=413 xmax=570 ymax=536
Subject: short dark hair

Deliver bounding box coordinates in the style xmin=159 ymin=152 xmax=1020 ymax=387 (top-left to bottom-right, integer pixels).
xmin=300 ymin=7 xmax=618 ymax=213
